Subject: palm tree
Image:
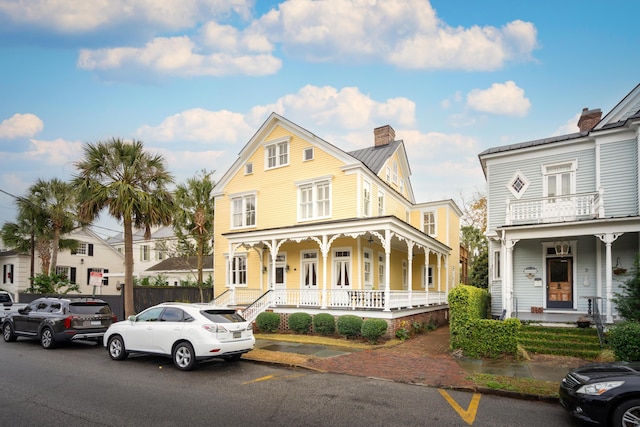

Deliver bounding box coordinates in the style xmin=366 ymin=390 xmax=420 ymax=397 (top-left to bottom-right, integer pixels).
xmin=73 ymin=139 xmax=174 ymax=317
xmin=29 ymin=178 xmax=78 ymax=274
xmin=173 ymin=170 xmax=216 ymax=302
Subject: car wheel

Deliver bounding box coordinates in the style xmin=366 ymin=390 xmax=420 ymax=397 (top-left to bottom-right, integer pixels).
xmin=172 ymin=342 xmax=196 ymax=371
xmin=613 ymin=398 xmax=640 ymax=427
xmin=223 ymin=354 xmax=242 ymax=362
xmin=2 ymin=322 xmax=17 ymax=342
xmin=108 ymin=335 xmax=128 ymax=361
xmin=40 ymin=327 xmax=57 ymax=349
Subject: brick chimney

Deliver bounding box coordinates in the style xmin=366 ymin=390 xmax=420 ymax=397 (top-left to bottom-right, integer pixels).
xmin=374 ymin=125 xmax=395 ymax=147
xmin=577 ymin=107 xmax=602 ymax=132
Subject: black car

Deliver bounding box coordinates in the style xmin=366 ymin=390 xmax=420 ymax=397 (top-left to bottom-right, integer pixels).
xmin=559 ymin=362 xmax=640 ymax=426
xmin=2 ymin=297 xmax=116 ymax=349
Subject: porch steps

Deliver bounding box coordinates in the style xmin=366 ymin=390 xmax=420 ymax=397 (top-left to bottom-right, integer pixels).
xmin=519 ymin=325 xmax=603 ymax=360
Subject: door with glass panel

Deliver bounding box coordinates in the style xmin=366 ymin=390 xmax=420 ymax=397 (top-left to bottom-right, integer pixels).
xmin=301 ymin=251 xmax=319 ymax=305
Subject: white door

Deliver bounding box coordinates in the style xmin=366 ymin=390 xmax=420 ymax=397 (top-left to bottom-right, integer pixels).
xmin=301 ymin=251 xmax=319 ymax=305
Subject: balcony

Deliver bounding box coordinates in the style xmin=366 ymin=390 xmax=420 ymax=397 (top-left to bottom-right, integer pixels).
xmin=505 ymin=190 xmax=604 ymax=225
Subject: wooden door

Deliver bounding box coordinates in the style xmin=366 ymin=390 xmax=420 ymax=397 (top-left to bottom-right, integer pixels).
xmin=547 ymin=258 xmax=572 ymax=308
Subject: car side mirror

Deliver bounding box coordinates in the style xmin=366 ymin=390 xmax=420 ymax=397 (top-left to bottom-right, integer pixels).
xmin=128 ymin=315 xmax=136 ymax=322
xmin=18 ymin=307 xmax=30 ymax=314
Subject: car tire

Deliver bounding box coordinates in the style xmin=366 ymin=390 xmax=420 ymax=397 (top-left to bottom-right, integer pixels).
xmin=108 ymin=335 xmax=128 ymax=361
xmin=612 ymin=398 xmax=640 ymax=427
xmin=40 ymin=327 xmax=57 ymax=349
xmin=172 ymin=342 xmax=196 ymax=371
xmin=2 ymin=322 xmax=17 ymax=342
xmin=223 ymin=354 xmax=242 ymax=362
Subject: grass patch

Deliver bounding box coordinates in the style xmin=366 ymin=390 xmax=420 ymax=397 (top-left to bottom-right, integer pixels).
xmin=254 ymin=333 xmax=402 ymax=349
xmin=469 ymin=373 xmax=559 ymax=399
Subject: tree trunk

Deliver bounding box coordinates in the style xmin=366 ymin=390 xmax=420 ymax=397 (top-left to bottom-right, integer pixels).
xmin=197 ymin=236 xmax=204 ymax=303
xmin=124 ymin=216 xmax=135 ymax=317
xmin=49 ymin=227 xmax=61 ymax=275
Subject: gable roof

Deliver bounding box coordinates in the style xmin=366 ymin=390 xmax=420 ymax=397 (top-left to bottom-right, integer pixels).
xmin=595 ymin=83 xmax=640 ymax=130
xmin=349 ymin=140 xmax=403 ymax=173
xmin=146 ymin=256 xmax=213 ymax=272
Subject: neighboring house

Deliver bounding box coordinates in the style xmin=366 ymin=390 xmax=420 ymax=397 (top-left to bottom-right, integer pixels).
xmin=212 ymin=113 xmax=461 ymax=323
xmin=479 ymin=83 xmax=640 ymax=323
xmin=107 ymin=225 xmax=177 ymax=277
xmin=144 ymin=255 xmax=214 ymax=287
xmin=1 ymin=227 xmax=125 ymax=300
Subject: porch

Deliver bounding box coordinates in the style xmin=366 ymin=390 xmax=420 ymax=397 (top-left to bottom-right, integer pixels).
xmin=214 ymin=288 xmax=449 ymax=323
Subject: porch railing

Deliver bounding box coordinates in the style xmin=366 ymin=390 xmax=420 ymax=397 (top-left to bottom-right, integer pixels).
xmin=227 ymin=288 xmax=448 ymax=312
xmin=505 ymin=190 xmax=604 ymax=225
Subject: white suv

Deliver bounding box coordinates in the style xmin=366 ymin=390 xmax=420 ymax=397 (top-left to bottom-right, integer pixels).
xmin=104 ymin=302 xmax=255 ymax=370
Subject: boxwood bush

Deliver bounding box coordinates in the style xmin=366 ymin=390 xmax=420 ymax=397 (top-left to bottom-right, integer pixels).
xmin=361 ymin=318 xmax=388 ymax=344
xmin=255 ymin=312 xmax=280 ymax=333
xmin=313 ymin=313 xmax=336 ymax=336
xmin=608 ymin=321 xmax=640 ymax=361
xmin=288 ymin=312 xmax=312 ymax=334
xmin=337 ymin=315 xmax=363 ymax=339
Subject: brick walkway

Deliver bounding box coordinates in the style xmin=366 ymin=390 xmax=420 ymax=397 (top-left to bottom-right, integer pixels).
xmin=305 ymin=326 xmax=475 ymax=389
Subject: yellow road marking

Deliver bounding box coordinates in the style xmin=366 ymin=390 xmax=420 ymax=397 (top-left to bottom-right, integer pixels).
xmin=243 ymin=373 xmax=306 ymax=384
xmin=438 ymin=389 xmax=481 ymax=425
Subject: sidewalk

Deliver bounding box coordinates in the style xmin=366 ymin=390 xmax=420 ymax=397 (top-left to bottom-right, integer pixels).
xmin=244 ymin=325 xmax=587 ymax=399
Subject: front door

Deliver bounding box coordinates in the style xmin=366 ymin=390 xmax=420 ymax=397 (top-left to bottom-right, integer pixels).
xmin=547 ymin=258 xmax=573 ymax=309
xmin=301 ymin=251 xmax=319 ymax=305
xmin=274 ymin=254 xmax=286 ymax=303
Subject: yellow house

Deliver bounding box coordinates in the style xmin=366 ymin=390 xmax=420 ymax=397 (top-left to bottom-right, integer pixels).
xmin=212 ymin=113 xmax=461 ymax=323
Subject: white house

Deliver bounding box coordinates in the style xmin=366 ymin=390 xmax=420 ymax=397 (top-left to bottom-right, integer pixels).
xmin=479 ymin=83 xmax=640 ymax=323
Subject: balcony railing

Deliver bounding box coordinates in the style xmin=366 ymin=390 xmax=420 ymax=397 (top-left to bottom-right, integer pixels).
xmin=505 ymin=190 xmax=604 ymax=225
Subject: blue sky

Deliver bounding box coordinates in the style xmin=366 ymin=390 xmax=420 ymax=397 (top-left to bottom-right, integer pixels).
xmin=1 ymin=0 xmax=638 ymax=237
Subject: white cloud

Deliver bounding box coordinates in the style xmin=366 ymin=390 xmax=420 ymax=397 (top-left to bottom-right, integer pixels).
xmin=466 ymin=81 xmax=531 ymax=116
xmin=0 ymin=0 xmax=252 ymax=33
xmin=0 ymin=113 xmax=44 ymax=139
xmin=250 ymin=84 xmax=416 ymax=132
xmin=78 ymin=35 xmax=281 ymax=77
xmin=26 ymin=139 xmax=83 ymax=166
xmin=257 ymin=0 xmax=538 ymax=70
xmin=136 ymin=109 xmax=254 ymax=144
xmin=552 ymin=113 xmax=580 ymax=136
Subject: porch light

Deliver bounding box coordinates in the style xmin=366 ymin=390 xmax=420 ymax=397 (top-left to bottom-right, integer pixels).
xmin=554 ymin=240 xmax=570 ymax=256
xmin=262 ymin=266 xmax=267 ymax=273
xmin=285 ymin=265 xmax=290 ymax=272
xmin=523 ymin=267 xmax=537 ymax=279
xmin=367 ymin=233 xmax=374 ymax=245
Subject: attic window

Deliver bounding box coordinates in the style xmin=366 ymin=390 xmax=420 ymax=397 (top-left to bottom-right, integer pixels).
xmin=303 ymin=147 xmax=314 ymax=161
xmin=507 ymin=171 xmax=529 ymax=199
xmin=245 ymin=162 xmax=253 ymax=175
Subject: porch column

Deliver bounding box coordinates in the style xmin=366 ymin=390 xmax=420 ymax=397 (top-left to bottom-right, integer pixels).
xmin=503 ymin=238 xmax=519 ymax=318
xmin=424 ymin=249 xmax=430 ymax=304
xmin=384 ymin=229 xmax=391 ymax=312
xmin=437 ymin=254 xmax=442 ymax=304
xmin=321 ymin=235 xmax=329 ymax=309
xmin=597 ymin=233 xmax=622 ymax=323
xmin=228 ymin=242 xmax=235 ymax=305
xmin=269 ymin=239 xmax=278 ymax=306
xmin=407 ymin=241 xmax=414 ymax=308
xmin=445 ymin=254 xmax=450 ymax=296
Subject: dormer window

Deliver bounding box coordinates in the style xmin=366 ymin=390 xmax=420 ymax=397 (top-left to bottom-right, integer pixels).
xmin=264 ymin=137 xmax=290 ymax=170
xmin=507 ymin=171 xmax=529 ymax=199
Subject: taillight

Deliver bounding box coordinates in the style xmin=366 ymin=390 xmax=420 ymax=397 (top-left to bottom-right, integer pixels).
xmin=202 ymin=324 xmax=229 ymax=333
xmin=64 ymin=316 xmax=79 ymax=328
xmin=246 ymin=323 xmax=253 ymax=331
xmin=111 ymin=314 xmax=117 ymax=323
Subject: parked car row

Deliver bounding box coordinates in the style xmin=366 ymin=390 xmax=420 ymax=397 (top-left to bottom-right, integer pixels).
xmin=1 ymin=298 xmax=255 ymax=371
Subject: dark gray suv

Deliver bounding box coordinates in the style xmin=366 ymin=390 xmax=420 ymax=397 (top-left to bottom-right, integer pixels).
xmin=2 ymin=297 xmax=116 ymax=349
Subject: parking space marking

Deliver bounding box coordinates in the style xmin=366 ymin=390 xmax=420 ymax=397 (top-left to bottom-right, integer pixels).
xmin=243 ymin=373 xmax=306 ymax=384
xmin=438 ymin=389 xmax=481 ymax=425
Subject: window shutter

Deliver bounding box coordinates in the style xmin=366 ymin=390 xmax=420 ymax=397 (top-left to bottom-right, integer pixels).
xmin=88 ymin=244 xmax=94 ymax=256
xmin=2 ymin=265 xmax=6 ymax=284
xmin=70 ymin=267 xmax=77 ymax=284
xmin=87 ymin=269 xmax=92 ymax=285
xmin=10 ymin=264 xmax=14 ymax=284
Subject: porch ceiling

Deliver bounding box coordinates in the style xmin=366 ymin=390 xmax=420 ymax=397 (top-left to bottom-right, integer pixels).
xmin=222 ymin=215 xmax=451 ymax=255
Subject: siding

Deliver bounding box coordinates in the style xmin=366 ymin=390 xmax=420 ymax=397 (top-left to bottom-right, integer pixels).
xmin=600 ymin=138 xmax=639 ymax=217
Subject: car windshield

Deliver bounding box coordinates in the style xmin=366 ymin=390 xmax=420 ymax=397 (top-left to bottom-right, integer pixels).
xmin=200 ymin=310 xmax=246 ymax=323
xmin=69 ymin=302 xmax=112 ymax=315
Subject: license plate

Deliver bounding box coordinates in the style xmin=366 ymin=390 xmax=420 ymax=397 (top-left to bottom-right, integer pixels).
xmin=91 ymin=321 xmax=101 ymax=326
xmin=233 ymin=331 xmax=241 ymax=339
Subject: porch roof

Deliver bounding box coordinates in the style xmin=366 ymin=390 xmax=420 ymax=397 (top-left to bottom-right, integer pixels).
xmin=222 ymin=215 xmax=451 ymax=255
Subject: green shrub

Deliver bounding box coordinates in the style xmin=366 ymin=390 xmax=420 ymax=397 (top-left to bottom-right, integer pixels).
xmin=313 ymin=313 xmax=336 ymax=336
xmin=288 ymin=312 xmax=312 ymax=334
xmin=449 ymin=284 xmax=491 ymax=350
xmin=337 ymin=315 xmax=363 ymax=339
xmin=255 ymin=312 xmax=280 ymax=333
xmin=361 ymin=319 xmax=388 ymax=344
xmin=609 ymin=321 xmax=640 ymax=361
xmin=454 ymin=317 xmax=520 ymax=358
xmin=395 ymin=320 xmax=411 ymax=340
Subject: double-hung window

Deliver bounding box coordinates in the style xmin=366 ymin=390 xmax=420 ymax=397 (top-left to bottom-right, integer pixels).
xmin=377 ymin=192 xmax=384 ymax=216
xmin=423 ymin=211 xmax=436 ymax=236
xmin=231 ymin=193 xmax=256 ymax=228
xmin=228 ymin=255 xmax=247 ymax=286
xmin=297 ymin=177 xmax=331 ymax=221
xmin=265 ymin=138 xmax=289 ymax=169
xmin=363 ymin=180 xmax=371 ymax=217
